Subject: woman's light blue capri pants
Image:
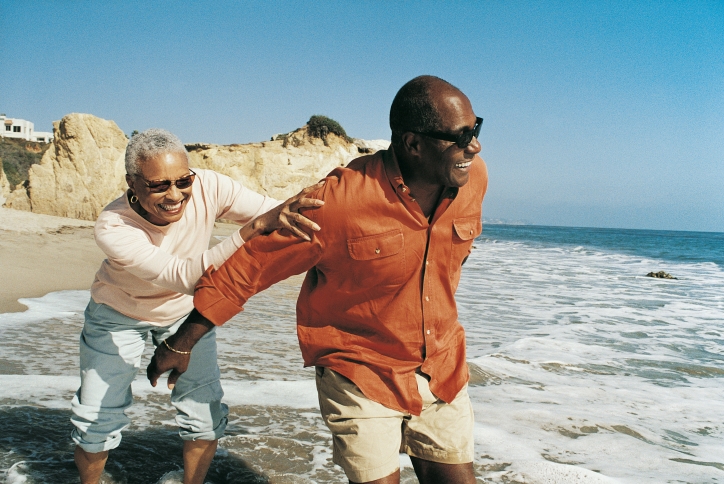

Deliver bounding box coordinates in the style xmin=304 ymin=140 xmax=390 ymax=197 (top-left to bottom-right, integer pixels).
xmin=70 ymin=299 xmax=228 ymax=453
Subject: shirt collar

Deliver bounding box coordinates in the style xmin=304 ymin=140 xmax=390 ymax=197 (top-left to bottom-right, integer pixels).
xmin=382 ymin=146 xmax=406 ymax=191
xmin=381 ymin=146 xmax=459 ymax=200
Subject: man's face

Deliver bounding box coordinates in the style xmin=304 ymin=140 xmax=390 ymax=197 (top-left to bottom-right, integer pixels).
xmin=416 ymin=89 xmax=481 ymax=188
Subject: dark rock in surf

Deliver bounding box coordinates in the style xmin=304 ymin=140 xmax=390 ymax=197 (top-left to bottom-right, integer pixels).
xmin=646 ymin=271 xmax=677 ymax=280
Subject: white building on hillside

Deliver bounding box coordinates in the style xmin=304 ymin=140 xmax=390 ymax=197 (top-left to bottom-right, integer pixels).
xmin=0 ymin=114 xmax=54 ymax=143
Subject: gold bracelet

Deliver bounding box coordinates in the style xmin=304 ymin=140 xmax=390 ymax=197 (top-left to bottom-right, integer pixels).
xmin=163 ymin=339 xmax=192 ymax=355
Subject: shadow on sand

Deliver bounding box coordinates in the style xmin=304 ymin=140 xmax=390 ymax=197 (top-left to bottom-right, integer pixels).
xmin=0 ymin=406 xmax=269 ymax=483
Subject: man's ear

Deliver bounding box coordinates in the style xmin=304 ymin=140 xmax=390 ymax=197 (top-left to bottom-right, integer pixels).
xmin=400 ymin=132 xmax=422 ymax=158
xmin=125 ymin=174 xmax=134 ymax=189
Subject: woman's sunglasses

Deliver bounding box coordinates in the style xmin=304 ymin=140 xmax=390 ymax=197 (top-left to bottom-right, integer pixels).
xmin=413 ymin=117 xmax=483 ymax=149
xmin=137 ymin=169 xmax=196 ymax=193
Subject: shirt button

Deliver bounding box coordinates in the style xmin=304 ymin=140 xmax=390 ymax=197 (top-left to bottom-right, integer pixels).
xmin=425 ymin=260 xmax=429 ymax=265
xmin=470 ymin=229 xmax=473 ymax=235
xmin=426 ymin=329 xmax=431 ymax=335
xmin=375 ymin=248 xmax=380 ymax=254
xmin=425 ymin=296 xmax=430 ymax=301
xmin=410 ymin=198 xmax=416 ymax=202
xmin=401 ymin=187 xmax=407 ymax=192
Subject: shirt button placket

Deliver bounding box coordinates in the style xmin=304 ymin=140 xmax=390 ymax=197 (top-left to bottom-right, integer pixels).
xmin=423 ymin=294 xmax=432 ymax=341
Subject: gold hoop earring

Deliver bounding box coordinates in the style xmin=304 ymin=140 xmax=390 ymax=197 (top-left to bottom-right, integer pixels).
xmin=130 ymin=194 xmax=138 ymax=204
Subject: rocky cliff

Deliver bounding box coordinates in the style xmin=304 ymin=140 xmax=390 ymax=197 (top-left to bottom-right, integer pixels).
xmin=2 ymin=113 xmax=388 ymax=220
xmin=187 ymin=127 xmax=388 ymax=201
xmin=4 ymin=113 xmax=128 ymax=219
xmin=0 ymin=165 xmax=10 ymax=206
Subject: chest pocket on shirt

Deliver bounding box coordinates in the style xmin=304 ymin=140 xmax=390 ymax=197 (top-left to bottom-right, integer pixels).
xmin=450 ymin=217 xmax=482 ymax=281
xmin=347 ymin=229 xmax=405 ymax=287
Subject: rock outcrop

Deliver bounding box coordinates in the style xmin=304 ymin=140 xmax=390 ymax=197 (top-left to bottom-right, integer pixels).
xmin=0 ymin=165 xmax=10 ymax=206
xmin=3 ymin=113 xmax=389 ymax=221
xmin=187 ymin=128 xmax=388 ymax=200
xmin=646 ymin=271 xmax=677 ymax=280
xmin=4 ymin=113 xmax=128 ymax=220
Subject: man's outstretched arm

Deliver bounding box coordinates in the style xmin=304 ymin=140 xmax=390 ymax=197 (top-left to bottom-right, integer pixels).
xmin=147 ymin=210 xmax=326 ymax=388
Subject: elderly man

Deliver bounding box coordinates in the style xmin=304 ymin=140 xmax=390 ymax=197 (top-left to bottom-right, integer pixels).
xmin=148 ymin=75 xmax=488 ymax=484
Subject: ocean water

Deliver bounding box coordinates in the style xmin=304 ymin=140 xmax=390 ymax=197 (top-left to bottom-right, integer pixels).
xmin=1 ymin=224 xmax=723 ymax=483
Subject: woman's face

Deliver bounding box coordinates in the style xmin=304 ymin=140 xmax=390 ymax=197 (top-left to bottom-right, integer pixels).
xmin=126 ymin=151 xmax=194 ymax=226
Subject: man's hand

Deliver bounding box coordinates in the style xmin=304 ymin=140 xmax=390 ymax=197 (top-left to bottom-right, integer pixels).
xmin=147 ymin=309 xmax=215 ymax=389
xmin=146 ymin=342 xmax=191 ymax=389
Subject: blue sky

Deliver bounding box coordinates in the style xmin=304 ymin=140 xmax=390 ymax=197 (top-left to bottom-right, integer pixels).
xmin=2 ymin=1 xmax=722 ymax=232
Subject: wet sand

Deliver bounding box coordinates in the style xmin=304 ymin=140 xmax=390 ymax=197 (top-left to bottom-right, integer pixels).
xmin=0 ymin=207 xmax=242 ymax=313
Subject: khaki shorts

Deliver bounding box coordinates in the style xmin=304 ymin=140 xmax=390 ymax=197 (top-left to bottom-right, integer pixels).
xmin=315 ymin=367 xmax=474 ymax=483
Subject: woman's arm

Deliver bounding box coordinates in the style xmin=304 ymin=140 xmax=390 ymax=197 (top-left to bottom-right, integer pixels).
xmin=94 ymin=219 xmax=215 ymax=296
xmin=237 ymin=182 xmax=324 ymax=242
xmin=202 ymin=170 xmax=324 ymax=268
xmin=94 ymin=179 xmax=324 ymax=296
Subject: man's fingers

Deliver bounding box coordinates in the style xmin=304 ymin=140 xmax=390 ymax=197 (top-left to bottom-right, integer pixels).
xmin=147 ymin=356 xmax=159 ymax=387
xmin=168 ymin=369 xmax=181 ymax=390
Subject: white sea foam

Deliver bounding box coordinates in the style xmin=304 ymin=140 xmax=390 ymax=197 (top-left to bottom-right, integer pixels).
xmin=0 ymin=375 xmax=318 ymax=409
xmin=5 ymin=462 xmax=29 ymax=484
xmin=1 ymin=290 xmax=88 ymax=326
xmin=457 ymin=239 xmax=724 ymax=482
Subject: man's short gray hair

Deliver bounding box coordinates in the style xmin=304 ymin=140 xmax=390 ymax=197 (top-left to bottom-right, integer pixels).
xmin=125 ymin=128 xmax=189 ymax=176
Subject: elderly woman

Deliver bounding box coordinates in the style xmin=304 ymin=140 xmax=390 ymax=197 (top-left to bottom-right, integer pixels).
xmin=70 ymin=129 xmax=322 ymax=484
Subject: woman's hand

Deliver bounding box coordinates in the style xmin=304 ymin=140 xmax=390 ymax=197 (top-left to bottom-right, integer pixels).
xmin=241 ymin=181 xmax=325 ymax=242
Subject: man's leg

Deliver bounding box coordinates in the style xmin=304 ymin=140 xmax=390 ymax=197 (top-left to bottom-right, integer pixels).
xmin=350 ymin=468 xmax=400 ymax=484
xmin=71 ymin=300 xmax=149 ymax=483
xmin=403 ymin=374 xmax=476 ymax=484
xmin=409 ymin=458 xmax=475 ymax=484
xmin=316 ymin=367 xmax=405 ymax=484
xmin=183 ymin=439 xmax=218 ymax=484
xmin=352 ymin=459 xmax=475 ymax=484
xmin=158 ymin=324 xmax=227 ymax=484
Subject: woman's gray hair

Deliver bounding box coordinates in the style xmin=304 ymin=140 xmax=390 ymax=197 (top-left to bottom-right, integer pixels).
xmin=125 ymin=128 xmax=189 ymax=176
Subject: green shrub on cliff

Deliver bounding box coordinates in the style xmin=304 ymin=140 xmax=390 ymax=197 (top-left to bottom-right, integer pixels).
xmin=0 ymin=137 xmax=51 ymax=188
xmin=307 ymin=115 xmax=352 ymax=145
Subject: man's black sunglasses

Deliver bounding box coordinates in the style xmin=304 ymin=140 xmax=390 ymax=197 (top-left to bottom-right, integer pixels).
xmin=413 ymin=117 xmax=483 ymax=148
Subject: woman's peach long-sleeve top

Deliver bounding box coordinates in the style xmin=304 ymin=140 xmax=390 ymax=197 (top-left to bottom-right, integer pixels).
xmin=90 ymin=169 xmax=279 ymax=325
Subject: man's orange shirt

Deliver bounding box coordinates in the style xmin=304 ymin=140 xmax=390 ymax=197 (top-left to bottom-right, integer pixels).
xmin=194 ymin=148 xmax=488 ymax=415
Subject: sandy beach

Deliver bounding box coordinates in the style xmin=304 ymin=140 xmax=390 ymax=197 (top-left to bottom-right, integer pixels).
xmin=0 ymin=207 xmax=241 ymax=313
xmin=0 ymin=208 xmax=102 ymax=313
